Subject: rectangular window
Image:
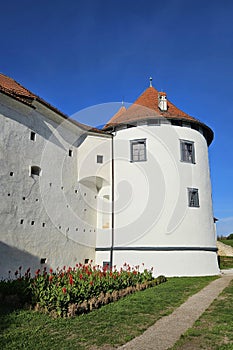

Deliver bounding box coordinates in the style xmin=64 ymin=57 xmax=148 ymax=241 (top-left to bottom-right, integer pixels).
xmin=180 ymin=140 xmax=195 ymax=163
xmin=30 ymin=131 xmax=36 ymax=141
xmin=69 ymin=149 xmax=73 ymax=157
xmin=188 ymin=188 xmax=200 ymax=207
xmin=103 ymin=261 xmax=110 ymax=269
xmin=130 ymin=139 xmax=147 ymax=162
xmin=97 ymin=155 xmax=103 ymax=163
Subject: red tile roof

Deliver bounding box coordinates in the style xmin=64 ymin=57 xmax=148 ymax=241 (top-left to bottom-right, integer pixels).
xmin=104 ymin=86 xmax=213 ymax=145
xmin=0 ymin=73 xmax=106 ymax=134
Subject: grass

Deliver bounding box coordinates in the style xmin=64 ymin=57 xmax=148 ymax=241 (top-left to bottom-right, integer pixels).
xmin=0 ymin=276 xmax=216 ymax=350
xmin=219 ymin=239 xmax=233 ymax=248
xmin=171 ymin=279 xmax=233 ymax=350
xmin=219 ymin=256 xmax=233 ymax=270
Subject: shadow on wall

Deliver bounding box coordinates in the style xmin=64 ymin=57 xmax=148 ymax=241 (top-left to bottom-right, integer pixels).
xmin=0 ymin=241 xmax=48 ymax=279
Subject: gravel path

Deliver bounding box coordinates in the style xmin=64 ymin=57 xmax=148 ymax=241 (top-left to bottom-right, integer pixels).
xmin=118 ymin=270 xmax=233 ymax=350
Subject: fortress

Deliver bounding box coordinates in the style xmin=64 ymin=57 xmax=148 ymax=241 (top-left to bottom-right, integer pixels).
xmin=0 ymin=74 xmax=219 ymax=278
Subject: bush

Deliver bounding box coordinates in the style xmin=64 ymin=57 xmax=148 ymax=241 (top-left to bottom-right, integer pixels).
xmin=0 ymin=263 xmax=167 ymax=317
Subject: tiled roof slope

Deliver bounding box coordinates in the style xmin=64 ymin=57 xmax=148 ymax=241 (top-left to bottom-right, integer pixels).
xmin=104 ymin=86 xmax=213 ymax=145
xmin=0 ymin=73 xmax=105 ymax=134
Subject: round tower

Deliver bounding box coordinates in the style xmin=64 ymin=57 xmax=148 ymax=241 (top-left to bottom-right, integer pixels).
xmin=96 ymin=80 xmax=219 ymax=276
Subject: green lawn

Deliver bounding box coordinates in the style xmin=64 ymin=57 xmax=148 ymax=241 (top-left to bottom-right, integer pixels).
xmin=0 ymin=276 xmax=216 ymax=350
xmin=220 ymin=239 xmax=233 ymax=248
xmin=171 ymin=279 xmax=233 ymax=350
xmin=219 ymin=256 xmax=233 ymax=270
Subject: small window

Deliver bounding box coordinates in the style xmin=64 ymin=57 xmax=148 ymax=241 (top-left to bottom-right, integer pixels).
xmin=40 ymin=258 xmax=46 ymax=264
xmin=31 ymin=220 xmax=35 ymax=225
xmin=20 ymin=219 xmax=24 ymax=224
xmin=180 ymin=140 xmax=195 ymax=163
xmin=30 ymin=166 xmax=41 ymax=177
xmin=42 ymin=222 xmax=46 ymax=227
xmin=188 ymin=188 xmax=200 ymax=207
xmin=69 ymin=149 xmax=73 ymax=157
xmin=84 ymin=258 xmax=89 ymax=264
xmin=97 ymin=155 xmax=103 ymax=163
xmin=130 ymin=139 xmax=147 ymax=162
xmin=10 ymin=172 xmax=14 ymax=176
xmin=30 ymin=131 xmax=36 ymax=141
xmin=103 ymin=261 xmax=110 ymax=269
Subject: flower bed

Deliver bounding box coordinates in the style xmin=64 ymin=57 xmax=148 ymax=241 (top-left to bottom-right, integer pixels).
xmin=0 ymin=263 xmax=167 ymax=317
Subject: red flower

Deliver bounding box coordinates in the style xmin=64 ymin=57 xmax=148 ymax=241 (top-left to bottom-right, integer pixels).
xmin=49 ymin=275 xmax=53 ymax=282
xmin=90 ymin=281 xmax=93 ymax=285
xmin=62 ymin=287 xmax=67 ymax=294
xmin=15 ymin=270 xmax=18 ymax=276
xmin=79 ymin=274 xmax=83 ymax=279
xmin=35 ymin=269 xmax=40 ymax=275
xmin=69 ymin=276 xmax=74 ymax=285
xmin=49 ymin=268 xmax=53 ymax=274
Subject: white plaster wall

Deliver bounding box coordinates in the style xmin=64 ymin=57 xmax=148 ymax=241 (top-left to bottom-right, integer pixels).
xmin=100 ymin=250 xmax=219 ymax=277
xmin=0 ymin=93 xmax=111 ymax=278
xmin=96 ymin=122 xmax=219 ymax=276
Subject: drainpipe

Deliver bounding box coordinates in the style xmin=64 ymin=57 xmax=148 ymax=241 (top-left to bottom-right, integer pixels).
xmin=110 ymin=130 xmax=115 ymax=268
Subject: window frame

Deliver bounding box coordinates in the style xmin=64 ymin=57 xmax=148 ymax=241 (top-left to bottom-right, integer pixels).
xmin=130 ymin=138 xmax=147 ymax=162
xmin=188 ymin=188 xmax=200 ymax=208
xmin=180 ymin=139 xmax=195 ymax=164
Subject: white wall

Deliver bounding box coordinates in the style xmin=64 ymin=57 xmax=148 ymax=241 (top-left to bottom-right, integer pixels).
xmin=0 ymin=93 xmax=111 ymax=278
xmin=96 ymin=122 xmax=219 ymax=276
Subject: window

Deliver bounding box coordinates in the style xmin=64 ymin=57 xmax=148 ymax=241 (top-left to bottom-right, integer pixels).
xmin=188 ymin=188 xmax=199 ymax=207
xmin=97 ymin=155 xmax=103 ymax=163
xmin=30 ymin=131 xmax=36 ymax=141
xmin=30 ymin=166 xmax=41 ymax=177
xmin=69 ymin=149 xmax=73 ymax=157
xmin=130 ymin=139 xmax=147 ymax=162
xmin=103 ymin=261 xmax=110 ymax=269
xmin=180 ymin=140 xmax=195 ymax=163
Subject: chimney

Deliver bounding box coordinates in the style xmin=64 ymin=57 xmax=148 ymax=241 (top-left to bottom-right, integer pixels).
xmin=158 ymin=92 xmax=167 ymax=111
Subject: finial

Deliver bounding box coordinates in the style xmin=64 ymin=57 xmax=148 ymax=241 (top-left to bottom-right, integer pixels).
xmin=149 ymin=77 xmax=153 ymax=87
xmin=121 ymin=96 xmax=125 ymax=106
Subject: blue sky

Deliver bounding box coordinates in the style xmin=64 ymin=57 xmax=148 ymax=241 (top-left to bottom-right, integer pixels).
xmin=1 ymin=0 xmax=232 ymax=236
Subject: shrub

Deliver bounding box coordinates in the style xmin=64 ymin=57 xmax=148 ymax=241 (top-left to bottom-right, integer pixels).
xmin=0 ymin=263 xmax=167 ymax=317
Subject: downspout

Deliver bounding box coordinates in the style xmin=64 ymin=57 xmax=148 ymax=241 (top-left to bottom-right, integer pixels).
xmin=110 ymin=130 xmax=115 ymax=268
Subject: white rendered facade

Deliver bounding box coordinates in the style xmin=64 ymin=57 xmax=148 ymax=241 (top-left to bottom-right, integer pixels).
xmin=95 ymin=121 xmax=219 ymax=276
xmin=0 ymin=74 xmax=219 ymax=277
